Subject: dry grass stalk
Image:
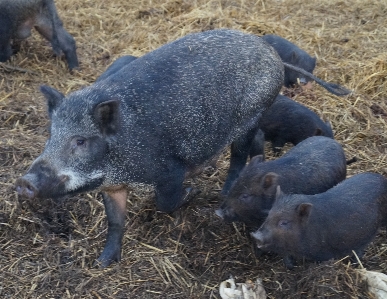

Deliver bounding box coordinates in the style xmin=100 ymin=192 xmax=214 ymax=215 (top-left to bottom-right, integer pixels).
xmin=1 ymin=0 xmax=387 ymax=298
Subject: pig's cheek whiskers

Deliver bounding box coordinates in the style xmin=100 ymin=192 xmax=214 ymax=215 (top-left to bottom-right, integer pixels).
xmin=58 ymin=169 xmax=104 ymax=192
xmin=57 ymin=169 xmax=86 ymax=192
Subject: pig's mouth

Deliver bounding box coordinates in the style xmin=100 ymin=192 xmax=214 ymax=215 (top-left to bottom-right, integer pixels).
xmin=217 ymin=209 xmax=239 ymax=223
xmin=255 ymin=242 xmax=271 ymax=249
xmin=16 ymin=173 xmax=104 ymax=200
xmin=250 ymin=231 xmax=271 ymax=249
xmin=61 ymin=176 xmax=105 ymax=197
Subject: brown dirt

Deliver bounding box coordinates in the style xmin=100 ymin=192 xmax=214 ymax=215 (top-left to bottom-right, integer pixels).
xmin=1 ymin=0 xmax=387 ymax=298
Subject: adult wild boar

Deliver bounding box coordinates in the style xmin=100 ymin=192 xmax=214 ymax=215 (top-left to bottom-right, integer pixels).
xmin=0 ymin=0 xmax=78 ymax=70
xmin=15 ymin=29 xmax=284 ymax=267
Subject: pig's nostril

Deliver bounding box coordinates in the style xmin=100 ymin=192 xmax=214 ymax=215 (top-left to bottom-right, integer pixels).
xmin=25 ymin=186 xmax=36 ymax=198
xmin=15 ymin=185 xmax=22 ymax=194
xmin=15 ymin=178 xmax=38 ymax=199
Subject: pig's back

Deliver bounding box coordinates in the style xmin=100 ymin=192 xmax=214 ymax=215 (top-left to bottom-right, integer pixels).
xmin=98 ymin=29 xmax=284 ymax=164
xmin=267 ymin=136 xmax=346 ymax=194
xmin=306 ymin=173 xmax=387 ymax=260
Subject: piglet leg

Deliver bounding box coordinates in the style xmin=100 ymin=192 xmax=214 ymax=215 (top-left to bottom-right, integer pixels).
xmin=96 ymin=188 xmax=127 ymax=267
xmin=283 ymin=255 xmax=296 ymax=270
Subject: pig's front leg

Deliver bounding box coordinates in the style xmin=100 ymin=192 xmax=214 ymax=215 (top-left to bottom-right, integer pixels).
xmin=96 ymin=188 xmax=127 ymax=267
xmin=283 ymin=255 xmax=296 ymax=270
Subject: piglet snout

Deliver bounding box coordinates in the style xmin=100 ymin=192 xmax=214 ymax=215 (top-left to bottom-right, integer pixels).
xmin=215 ymin=208 xmax=225 ymax=219
xmin=251 ymin=230 xmax=265 ymax=248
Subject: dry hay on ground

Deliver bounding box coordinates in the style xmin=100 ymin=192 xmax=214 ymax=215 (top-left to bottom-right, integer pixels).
xmin=1 ymin=0 xmax=387 ymax=298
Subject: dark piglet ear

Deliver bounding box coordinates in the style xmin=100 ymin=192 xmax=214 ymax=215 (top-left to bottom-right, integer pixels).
xmin=290 ymin=51 xmax=298 ymax=62
xmin=93 ymin=99 xmax=120 ymax=135
xmin=267 ymin=185 xmax=284 ymax=213
xmin=311 ymin=56 xmax=317 ymax=68
xmin=261 ymin=172 xmax=279 ymax=196
xmin=250 ymin=155 xmax=264 ymax=167
xmin=314 ymin=128 xmax=322 ymax=136
xmin=40 ymin=85 xmax=65 ymax=118
xmin=275 ymin=185 xmax=282 ymax=199
xmin=297 ymin=203 xmax=313 ymax=222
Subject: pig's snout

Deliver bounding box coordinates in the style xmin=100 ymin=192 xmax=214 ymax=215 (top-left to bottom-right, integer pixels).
xmin=251 ymin=230 xmax=266 ymax=248
xmin=299 ymin=77 xmax=307 ymax=84
xmin=15 ymin=158 xmax=70 ymax=199
xmin=15 ymin=176 xmax=39 ymax=199
xmin=215 ymin=208 xmax=225 ymax=219
xmin=215 ymin=204 xmax=239 ymax=223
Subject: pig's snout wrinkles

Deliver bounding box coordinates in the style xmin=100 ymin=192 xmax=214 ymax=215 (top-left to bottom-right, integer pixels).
xmin=15 ymin=176 xmax=38 ymax=199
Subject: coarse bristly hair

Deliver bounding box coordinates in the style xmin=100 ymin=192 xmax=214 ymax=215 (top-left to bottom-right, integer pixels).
xmin=2 ymin=0 xmax=386 ymax=297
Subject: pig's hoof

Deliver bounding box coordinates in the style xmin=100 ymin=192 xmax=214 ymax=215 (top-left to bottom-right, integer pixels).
xmin=179 ymin=187 xmax=201 ymax=208
xmin=94 ymin=250 xmax=121 ymax=268
xmin=283 ymin=255 xmax=295 ymax=270
xmin=350 ymin=249 xmax=364 ymax=264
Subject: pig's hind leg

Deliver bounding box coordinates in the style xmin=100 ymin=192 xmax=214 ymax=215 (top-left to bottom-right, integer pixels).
xmin=221 ymin=127 xmax=258 ymax=195
xmin=96 ymin=189 xmax=127 ymax=267
xmin=154 ymin=160 xmax=188 ymax=213
xmin=249 ymin=129 xmax=265 ymax=159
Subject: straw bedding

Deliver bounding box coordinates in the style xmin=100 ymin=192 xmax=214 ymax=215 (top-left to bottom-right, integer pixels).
xmin=1 ymin=0 xmax=386 ymax=297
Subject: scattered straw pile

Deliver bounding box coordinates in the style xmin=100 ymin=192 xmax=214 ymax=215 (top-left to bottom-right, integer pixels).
xmin=1 ymin=0 xmax=387 ymax=298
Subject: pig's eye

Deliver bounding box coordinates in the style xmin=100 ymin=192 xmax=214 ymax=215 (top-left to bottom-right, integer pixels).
xmin=76 ymin=139 xmax=85 ymax=146
xmin=278 ymin=220 xmax=290 ymax=228
xmin=71 ymin=137 xmax=87 ymax=150
xmin=239 ymin=194 xmax=251 ymax=202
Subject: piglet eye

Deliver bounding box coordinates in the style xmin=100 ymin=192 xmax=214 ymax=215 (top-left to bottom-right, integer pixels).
xmin=239 ymin=194 xmax=250 ymax=202
xmin=278 ymin=220 xmax=290 ymax=228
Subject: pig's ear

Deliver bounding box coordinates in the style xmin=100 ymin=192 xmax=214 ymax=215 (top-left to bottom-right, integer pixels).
xmin=266 ymin=185 xmax=282 ymax=209
xmin=314 ymin=128 xmax=322 ymax=136
xmin=290 ymin=51 xmax=298 ymax=63
xmin=311 ymin=56 xmax=317 ymax=68
xmin=261 ymin=172 xmax=279 ymax=196
xmin=297 ymin=203 xmax=312 ymax=222
xmin=93 ymin=99 xmax=120 ymax=135
xmin=275 ymin=185 xmax=282 ymax=199
xmin=40 ymin=85 xmax=65 ymax=118
xmin=250 ymin=155 xmax=264 ymax=167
